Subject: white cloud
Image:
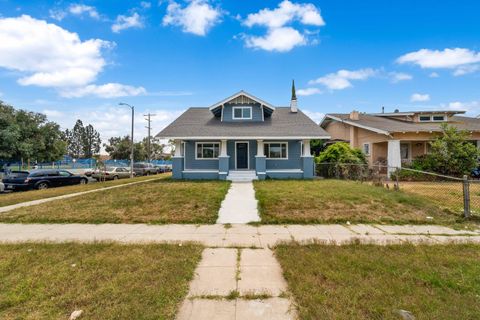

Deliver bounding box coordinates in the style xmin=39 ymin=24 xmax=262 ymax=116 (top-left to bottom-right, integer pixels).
xmin=244 ymin=0 xmax=324 ymax=28
xmin=69 ymin=4 xmax=100 ymax=19
xmin=60 ymin=83 xmax=146 ymax=98
xmin=112 ymin=12 xmax=144 ymax=33
xmin=0 ymin=15 xmax=144 ymax=98
xmin=242 ymin=0 xmax=324 ymax=52
xmin=303 ymin=110 xmax=325 ymax=123
xmin=389 ymin=72 xmax=412 ymax=83
xmin=49 ymin=9 xmax=67 ymax=21
xmin=308 ymin=68 xmax=377 ymax=90
xmin=429 ymin=72 xmax=439 ymax=78
xmin=297 ymin=87 xmax=322 ymax=96
xmin=410 ymin=93 xmax=430 ymax=102
xmin=140 ymin=1 xmax=152 ymax=9
xmin=163 ymin=0 xmax=222 ymax=36
xmin=42 ymin=109 xmax=65 ymax=118
xmin=245 ymin=27 xmax=305 ymax=52
xmin=0 ymin=15 xmax=109 ymax=88
xmin=445 ymin=100 xmax=480 ymax=113
xmin=397 ymin=48 xmax=480 ymax=76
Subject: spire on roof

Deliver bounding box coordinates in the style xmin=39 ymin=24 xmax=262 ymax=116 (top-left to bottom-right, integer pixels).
xmin=290 ymin=79 xmax=298 ymax=113
xmin=291 ymin=79 xmax=297 ymax=101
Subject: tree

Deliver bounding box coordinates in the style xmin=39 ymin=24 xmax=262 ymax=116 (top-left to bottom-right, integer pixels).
xmin=316 ymin=142 xmax=367 ymax=164
xmin=65 ymin=120 xmax=101 ymax=158
xmin=414 ymin=123 xmax=480 ymax=176
xmin=0 ymin=100 xmax=66 ymax=164
xmin=82 ymin=124 xmax=101 ymax=158
xmin=142 ymin=137 xmax=165 ymax=160
xmin=104 ymin=135 xmax=146 ymax=161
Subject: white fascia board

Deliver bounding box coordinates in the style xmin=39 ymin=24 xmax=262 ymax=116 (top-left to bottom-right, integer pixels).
xmin=158 ymin=135 xmax=331 ymax=140
xmin=324 ymin=114 xmax=390 ymax=136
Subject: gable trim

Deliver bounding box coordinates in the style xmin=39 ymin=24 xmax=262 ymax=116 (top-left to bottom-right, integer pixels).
xmin=208 ymin=90 xmax=275 ymax=111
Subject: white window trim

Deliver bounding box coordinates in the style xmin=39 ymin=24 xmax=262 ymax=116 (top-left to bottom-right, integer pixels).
xmin=232 ymin=106 xmax=253 ymax=120
xmin=234 ymin=141 xmax=250 ymax=170
xmin=362 ymin=143 xmax=371 ymax=156
xmin=195 ymin=142 xmax=220 ymax=160
xmin=264 ymin=142 xmax=289 ymax=160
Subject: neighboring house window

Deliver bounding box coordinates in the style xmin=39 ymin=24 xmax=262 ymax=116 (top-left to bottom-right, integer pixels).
xmin=232 ymin=106 xmax=252 ymax=120
xmin=264 ymin=142 xmax=288 ymax=159
xmin=432 ymin=115 xmax=445 ymax=121
xmin=419 ymin=116 xmax=431 ymax=122
xmin=362 ymin=143 xmax=370 ymax=156
xmin=196 ymin=143 xmax=220 ymax=159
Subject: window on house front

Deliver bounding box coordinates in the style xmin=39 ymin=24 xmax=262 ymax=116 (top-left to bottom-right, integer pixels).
xmin=196 ymin=143 xmax=220 ymax=159
xmin=432 ymin=115 xmax=445 ymax=121
xmin=232 ymin=107 xmax=252 ymax=120
xmin=264 ymin=142 xmax=288 ymax=159
xmin=419 ymin=115 xmax=446 ymax=122
xmin=362 ymin=143 xmax=370 ymax=156
xmin=419 ymin=116 xmax=431 ymax=122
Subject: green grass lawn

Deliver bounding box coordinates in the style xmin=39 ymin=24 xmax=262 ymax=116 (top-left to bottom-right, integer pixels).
xmin=254 ymin=179 xmax=473 ymax=226
xmin=0 ymin=174 xmax=168 ymax=207
xmin=275 ymin=243 xmax=480 ymax=320
xmin=0 ymin=242 xmax=202 ymax=319
xmin=0 ymin=179 xmax=230 ymax=224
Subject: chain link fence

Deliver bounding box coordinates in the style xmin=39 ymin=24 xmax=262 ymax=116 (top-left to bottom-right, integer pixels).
xmin=315 ymin=162 xmax=480 ymax=218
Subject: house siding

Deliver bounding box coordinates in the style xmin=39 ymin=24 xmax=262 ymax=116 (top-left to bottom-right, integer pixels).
xmin=265 ymin=140 xmax=302 ymax=170
xmin=222 ymin=103 xmax=263 ymax=122
xmin=184 ymin=140 xmax=219 ymax=170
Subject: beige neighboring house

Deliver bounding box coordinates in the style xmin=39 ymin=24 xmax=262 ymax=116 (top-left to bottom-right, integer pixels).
xmin=320 ymin=110 xmax=480 ymax=171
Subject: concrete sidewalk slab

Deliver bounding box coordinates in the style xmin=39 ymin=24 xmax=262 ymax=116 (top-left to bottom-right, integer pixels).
xmin=235 ymin=299 xmax=296 ymax=320
xmin=217 ymin=182 xmax=260 ymax=224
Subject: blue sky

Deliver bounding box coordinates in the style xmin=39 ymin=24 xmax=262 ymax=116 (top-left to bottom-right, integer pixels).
xmin=0 ymin=0 xmax=479 ymax=142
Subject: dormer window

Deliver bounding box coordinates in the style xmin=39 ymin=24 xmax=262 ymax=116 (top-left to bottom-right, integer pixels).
xmin=419 ymin=115 xmax=446 ymax=122
xmin=233 ymin=106 xmax=252 ymax=120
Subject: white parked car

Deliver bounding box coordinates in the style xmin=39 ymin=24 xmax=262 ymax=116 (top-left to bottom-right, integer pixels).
xmin=0 ymin=181 xmax=4 ymax=193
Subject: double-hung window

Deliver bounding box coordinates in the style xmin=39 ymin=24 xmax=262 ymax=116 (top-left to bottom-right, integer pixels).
xmin=196 ymin=143 xmax=220 ymax=159
xmin=264 ymin=142 xmax=288 ymax=159
xmin=232 ymin=107 xmax=252 ymax=120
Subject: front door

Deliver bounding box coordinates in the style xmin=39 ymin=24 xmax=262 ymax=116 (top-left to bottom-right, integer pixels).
xmin=236 ymin=142 xmax=248 ymax=169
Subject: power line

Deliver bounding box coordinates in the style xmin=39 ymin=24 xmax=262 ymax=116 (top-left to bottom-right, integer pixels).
xmin=144 ymin=113 xmax=156 ymax=163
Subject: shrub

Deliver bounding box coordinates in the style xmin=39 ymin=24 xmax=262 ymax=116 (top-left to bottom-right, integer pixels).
xmin=316 ymin=142 xmax=367 ymax=164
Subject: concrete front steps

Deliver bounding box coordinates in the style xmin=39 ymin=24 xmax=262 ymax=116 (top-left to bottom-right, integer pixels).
xmin=226 ymin=170 xmax=258 ymax=182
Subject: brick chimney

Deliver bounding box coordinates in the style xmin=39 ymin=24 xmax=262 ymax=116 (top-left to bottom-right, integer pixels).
xmin=349 ymin=110 xmax=359 ymax=120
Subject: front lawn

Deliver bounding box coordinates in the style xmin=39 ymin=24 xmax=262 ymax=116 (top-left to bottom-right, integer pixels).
xmin=275 ymin=243 xmax=480 ymax=320
xmin=254 ymin=179 xmax=466 ymax=225
xmin=0 ymin=243 xmax=202 ymax=319
xmin=0 ymin=174 xmax=168 ymax=207
xmin=0 ymin=179 xmax=230 ymax=224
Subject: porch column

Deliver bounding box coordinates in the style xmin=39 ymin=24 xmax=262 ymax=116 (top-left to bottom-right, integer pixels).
xmin=301 ymin=139 xmax=314 ymax=179
xmin=255 ymin=139 xmax=266 ymax=180
xmin=387 ymin=140 xmax=401 ymax=177
xmin=172 ymin=139 xmax=184 ymax=179
xmin=218 ymin=139 xmax=229 ymax=180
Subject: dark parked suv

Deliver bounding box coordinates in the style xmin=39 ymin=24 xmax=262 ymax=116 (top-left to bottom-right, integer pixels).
xmin=2 ymin=169 xmax=88 ymax=191
xmin=133 ymin=163 xmax=158 ymax=176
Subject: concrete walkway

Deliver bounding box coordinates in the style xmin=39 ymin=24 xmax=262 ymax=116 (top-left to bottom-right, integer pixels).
xmin=0 ymin=177 xmax=163 ymax=213
xmin=0 ymin=223 xmax=478 ymax=246
xmin=176 ymin=248 xmax=296 ymax=320
xmin=216 ymin=182 xmax=260 ymax=224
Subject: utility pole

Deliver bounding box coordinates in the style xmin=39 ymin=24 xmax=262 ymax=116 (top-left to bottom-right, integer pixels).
xmin=144 ymin=113 xmax=156 ymax=163
xmin=119 ymin=103 xmax=135 ymax=178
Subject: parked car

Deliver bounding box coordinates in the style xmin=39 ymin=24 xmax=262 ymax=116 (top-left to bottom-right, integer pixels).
xmin=154 ymin=165 xmax=167 ymax=173
xmin=2 ymin=169 xmax=88 ymax=191
xmin=0 ymin=181 xmax=4 ymax=193
xmin=91 ymin=167 xmax=135 ymax=181
xmin=133 ymin=162 xmax=158 ymax=176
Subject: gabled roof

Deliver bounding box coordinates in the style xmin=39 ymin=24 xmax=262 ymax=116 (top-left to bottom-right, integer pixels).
xmin=320 ymin=113 xmax=480 ymax=134
xmin=156 ymin=107 xmax=330 ymax=139
xmin=208 ymin=90 xmax=275 ymax=111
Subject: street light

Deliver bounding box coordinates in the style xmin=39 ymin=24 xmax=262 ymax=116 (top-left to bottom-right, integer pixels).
xmin=119 ymin=102 xmax=135 ymax=178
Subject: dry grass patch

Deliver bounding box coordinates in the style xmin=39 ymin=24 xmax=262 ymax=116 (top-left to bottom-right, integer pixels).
xmin=0 ymin=242 xmax=202 ymax=319
xmin=0 ymin=174 xmax=168 ymax=207
xmin=275 ymin=243 xmax=480 ymax=320
xmin=254 ymin=179 xmax=468 ymax=225
xmin=0 ymin=179 xmax=230 ymax=224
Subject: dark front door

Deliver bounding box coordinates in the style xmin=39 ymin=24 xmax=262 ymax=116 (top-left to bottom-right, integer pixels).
xmin=236 ymin=143 xmax=248 ymax=169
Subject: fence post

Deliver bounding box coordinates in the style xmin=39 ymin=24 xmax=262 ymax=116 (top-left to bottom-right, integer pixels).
xmin=462 ymin=175 xmax=471 ymax=218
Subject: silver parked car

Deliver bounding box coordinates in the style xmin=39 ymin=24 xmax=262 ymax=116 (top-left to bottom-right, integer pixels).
xmin=91 ymin=167 xmax=135 ymax=181
xmin=0 ymin=181 xmax=4 ymax=193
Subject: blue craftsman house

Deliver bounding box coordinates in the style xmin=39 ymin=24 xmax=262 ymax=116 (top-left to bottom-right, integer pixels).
xmin=156 ymin=85 xmax=330 ymax=181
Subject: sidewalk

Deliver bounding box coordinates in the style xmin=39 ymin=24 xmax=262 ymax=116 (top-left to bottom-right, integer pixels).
xmin=0 ymin=223 xmax=478 ymax=247
xmin=217 ymin=182 xmax=260 ymax=224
